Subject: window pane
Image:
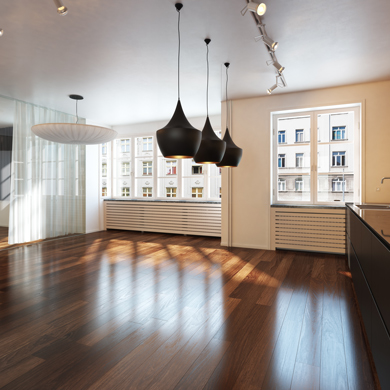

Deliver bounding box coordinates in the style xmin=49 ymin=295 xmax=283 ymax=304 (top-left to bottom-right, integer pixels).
xmin=277 ymin=115 xmax=311 ymax=202
xmin=317 ymin=111 xmax=355 ymax=203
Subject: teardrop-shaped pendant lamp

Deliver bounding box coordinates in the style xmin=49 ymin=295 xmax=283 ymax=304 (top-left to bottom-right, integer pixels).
xmin=217 ymin=63 xmax=243 ymax=168
xmin=194 ymin=39 xmax=226 ymax=164
xmin=32 ymin=95 xmax=117 ymax=145
xmin=156 ymin=3 xmax=201 ymax=159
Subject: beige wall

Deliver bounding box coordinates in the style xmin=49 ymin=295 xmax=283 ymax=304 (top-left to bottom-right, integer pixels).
xmin=222 ymin=80 xmax=390 ymax=250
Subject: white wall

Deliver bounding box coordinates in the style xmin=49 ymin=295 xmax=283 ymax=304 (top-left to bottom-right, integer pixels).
xmin=0 ymin=201 xmax=9 ymax=227
xmin=222 ymin=80 xmax=390 ymax=250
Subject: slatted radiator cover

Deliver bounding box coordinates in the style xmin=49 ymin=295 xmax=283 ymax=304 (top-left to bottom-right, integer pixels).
xmin=105 ymin=201 xmax=221 ymax=237
xmin=272 ymin=208 xmax=346 ymax=254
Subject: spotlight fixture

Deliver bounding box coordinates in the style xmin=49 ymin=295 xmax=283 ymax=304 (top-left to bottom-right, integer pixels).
xmin=32 ymin=95 xmax=118 ymax=144
xmin=194 ymin=39 xmax=226 ymax=164
xmin=216 ymin=63 xmax=243 ymax=168
xmin=241 ymin=2 xmax=267 ymax=16
xmin=273 ymin=60 xmax=285 ymax=73
xmin=156 ymin=3 xmax=201 ymax=159
xmin=53 ymin=0 xmax=68 ymax=15
xmin=263 ymin=36 xmax=278 ymax=51
xmin=267 ymin=83 xmax=277 ymax=95
xmin=0 ymin=29 xmax=3 ymax=36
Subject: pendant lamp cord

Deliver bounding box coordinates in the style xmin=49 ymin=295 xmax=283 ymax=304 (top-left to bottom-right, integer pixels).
xmin=206 ymin=43 xmax=209 ymax=117
xmin=225 ymin=65 xmax=229 ymax=129
xmin=177 ymin=8 xmax=181 ymax=100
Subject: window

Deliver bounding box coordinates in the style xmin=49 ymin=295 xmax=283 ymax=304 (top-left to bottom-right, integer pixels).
xmin=273 ymin=106 xmax=360 ymax=205
xmin=121 ymin=187 xmax=130 ymax=197
xmin=332 ymin=126 xmax=346 ymax=140
xmin=332 ymin=151 xmax=346 ymax=166
xmin=192 ymin=165 xmax=203 ymax=175
xmin=102 ymin=143 xmax=107 ymax=155
xmin=121 ymin=162 xmax=130 ymax=176
xmin=166 ymin=160 xmax=177 ymax=175
xmin=219 ymin=187 xmax=221 ymax=198
xmin=166 ymin=187 xmax=177 ymax=198
xmin=295 ymin=129 xmax=304 ymax=143
xmin=102 ymin=187 xmax=107 ymax=197
xmin=142 ymin=137 xmax=153 ymax=151
xmin=278 ymin=131 xmax=286 ymax=144
xmin=278 ymin=154 xmax=285 ymax=168
xmin=332 ymin=178 xmax=345 ymax=192
xmin=278 ymin=179 xmax=286 ymax=192
xmin=142 ymin=161 xmax=152 ymax=175
xmin=295 ymin=178 xmax=304 ymax=191
xmin=102 ymin=163 xmax=107 ymax=177
xmin=192 ymin=187 xmax=203 ymax=198
xmin=121 ymin=139 xmax=130 ymax=153
xmin=296 ymin=153 xmax=303 ymax=168
xmin=143 ymin=187 xmax=152 ymax=197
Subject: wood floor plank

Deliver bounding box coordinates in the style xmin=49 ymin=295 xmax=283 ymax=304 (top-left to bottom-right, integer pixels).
xmin=0 ymin=230 xmax=379 ymax=390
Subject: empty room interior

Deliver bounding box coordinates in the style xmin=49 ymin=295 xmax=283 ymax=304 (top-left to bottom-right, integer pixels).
xmin=1 ymin=0 xmax=390 ymax=389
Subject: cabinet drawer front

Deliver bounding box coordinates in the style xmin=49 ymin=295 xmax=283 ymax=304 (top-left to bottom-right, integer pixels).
xmin=371 ymin=235 xmax=390 ymax=335
xmin=348 ymin=238 xmax=372 ymax=344
xmin=372 ymin=302 xmax=390 ymax=390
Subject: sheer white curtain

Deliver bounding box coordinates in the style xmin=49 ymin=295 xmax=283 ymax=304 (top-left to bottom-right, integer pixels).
xmin=9 ymin=101 xmax=86 ymax=244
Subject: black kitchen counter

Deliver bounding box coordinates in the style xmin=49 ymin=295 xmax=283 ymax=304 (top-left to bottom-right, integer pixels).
xmin=347 ymin=203 xmax=390 ymax=248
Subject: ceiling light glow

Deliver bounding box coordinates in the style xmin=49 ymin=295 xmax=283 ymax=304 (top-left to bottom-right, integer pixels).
xmin=267 ymin=84 xmax=277 ymax=94
xmin=241 ymin=2 xmax=267 ymax=16
xmin=0 ymin=29 xmax=3 ymax=36
xmin=53 ymin=0 xmax=68 ymax=15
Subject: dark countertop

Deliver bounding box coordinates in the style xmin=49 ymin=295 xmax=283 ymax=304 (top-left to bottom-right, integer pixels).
xmin=103 ymin=199 xmax=221 ymax=204
xmin=347 ymin=203 xmax=390 ymax=247
xmin=271 ymin=204 xmax=345 ymax=209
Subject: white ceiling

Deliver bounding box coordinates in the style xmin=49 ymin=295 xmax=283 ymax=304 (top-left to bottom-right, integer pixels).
xmin=0 ymin=0 xmax=389 ymax=126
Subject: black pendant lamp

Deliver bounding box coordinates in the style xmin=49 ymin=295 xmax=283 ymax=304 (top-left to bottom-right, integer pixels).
xmin=217 ymin=63 xmax=243 ymax=168
xmin=194 ymin=39 xmax=226 ymax=164
xmin=156 ymin=3 xmax=201 ymax=159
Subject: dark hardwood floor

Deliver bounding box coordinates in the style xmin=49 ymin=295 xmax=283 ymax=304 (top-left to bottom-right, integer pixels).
xmin=0 ymin=230 xmax=379 ymax=389
xmin=0 ymin=227 xmax=8 ymax=250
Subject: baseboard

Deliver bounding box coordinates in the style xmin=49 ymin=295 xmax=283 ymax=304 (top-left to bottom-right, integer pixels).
xmin=220 ymin=241 xmax=270 ymax=250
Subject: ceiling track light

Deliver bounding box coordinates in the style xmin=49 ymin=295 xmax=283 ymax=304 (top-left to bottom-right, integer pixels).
xmin=254 ymin=35 xmax=278 ymax=51
xmin=53 ymin=0 xmax=68 ymax=15
xmin=269 ymin=59 xmax=284 ymax=74
xmin=194 ymin=39 xmax=226 ymax=164
xmin=267 ymin=76 xmax=280 ymax=94
xmin=216 ymin=63 xmax=243 ymax=168
xmin=156 ymin=3 xmax=201 ymax=159
xmin=0 ymin=29 xmax=3 ymax=36
xmin=241 ymin=1 xmax=267 ymax=16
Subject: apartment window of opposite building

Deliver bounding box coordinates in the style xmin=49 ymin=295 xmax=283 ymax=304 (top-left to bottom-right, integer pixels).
xmin=295 ymin=129 xmax=304 ymax=143
xmin=332 ymin=151 xmax=346 ymax=166
xmin=102 ymin=163 xmax=107 ymax=177
xmin=192 ymin=187 xmax=203 ymax=198
xmin=219 ymin=187 xmax=221 ymax=198
xmin=142 ymin=137 xmax=153 ymax=152
xmin=296 ymin=153 xmax=303 ymax=168
xmin=166 ymin=187 xmax=176 ymax=198
xmin=192 ymin=165 xmax=203 ymax=175
xmin=143 ymin=187 xmax=152 ymax=197
xmin=332 ymin=178 xmax=345 ymax=192
xmin=121 ymin=139 xmax=130 ymax=153
xmin=121 ymin=162 xmax=130 ymax=176
xmin=102 ymin=187 xmax=107 ymax=197
xmin=102 ymin=143 xmax=107 ymax=155
xmin=278 ymin=154 xmax=285 ymax=168
xmin=166 ymin=160 xmax=177 ymax=175
xmin=278 ymin=131 xmax=286 ymax=144
xmin=295 ymin=178 xmax=304 ymax=192
xmin=142 ymin=161 xmax=152 ymax=175
xmin=273 ymin=105 xmax=360 ymax=205
xmin=278 ymin=179 xmax=286 ymax=192
xmin=332 ymin=126 xmax=346 ymax=140
xmin=121 ymin=187 xmax=130 ymax=197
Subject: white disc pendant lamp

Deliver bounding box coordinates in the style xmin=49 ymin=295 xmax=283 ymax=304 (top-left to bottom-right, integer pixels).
xmin=194 ymin=39 xmax=226 ymax=164
xmin=156 ymin=3 xmax=201 ymax=159
xmin=32 ymin=95 xmax=117 ymax=145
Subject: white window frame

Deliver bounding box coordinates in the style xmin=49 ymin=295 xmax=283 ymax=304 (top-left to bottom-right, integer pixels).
xmin=121 ymin=139 xmax=130 ymax=153
xmin=332 ymin=126 xmax=346 ymax=141
xmin=332 ymin=178 xmax=346 ymax=192
xmin=142 ymin=187 xmax=153 ymax=197
xmin=121 ymin=162 xmax=130 ymax=176
xmin=102 ymin=163 xmax=107 ymax=177
xmin=166 ymin=187 xmax=177 ymax=198
xmin=278 ymin=179 xmax=286 ymax=192
xmin=99 ymin=134 xmax=221 ymax=201
xmin=142 ymin=137 xmax=153 ymax=152
xmin=295 ymin=129 xmax=304 ymax=143
xmin=332 ymin=151 xmax=346 ymax=167
xmin=271 ymin=105 xmax=361 ymax=205
xmin=142 ymin=161 xmax=153 ymax=176
xmin=192 ymin=187 xmax=203 ymax=198
xmin=121 ymin=187 xmax=130 ymax=197
xmin=166 ymin=160 xmax=177 ymax=175
xmin=278 ymin=130 xmax=286 ymax=144
xmin=296 ymin=153 xmax=304 ymax=168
